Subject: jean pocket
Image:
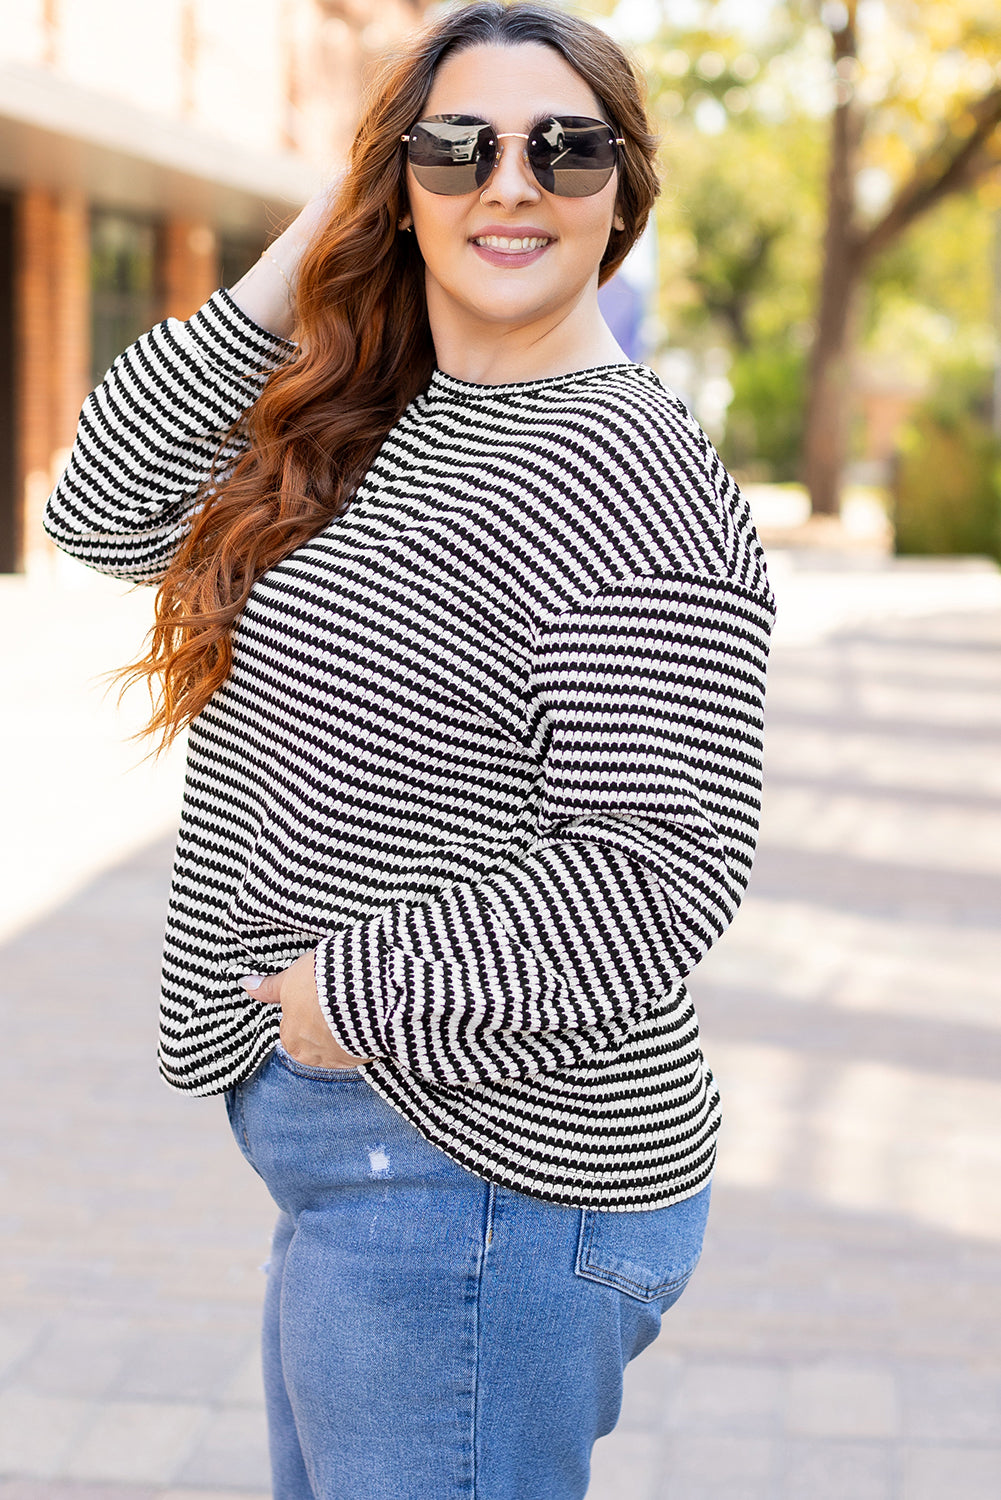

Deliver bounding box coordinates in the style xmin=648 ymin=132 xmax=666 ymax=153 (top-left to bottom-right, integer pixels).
xmin=272 ymin=1038 xmax=363 ymax=1081
xmin=575 ymin=1181 xmax=711 ymax=1306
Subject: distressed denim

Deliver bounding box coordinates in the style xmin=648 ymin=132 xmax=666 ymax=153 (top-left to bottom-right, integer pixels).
xmin=225 ymin=1042 xmax=711 ymax=1500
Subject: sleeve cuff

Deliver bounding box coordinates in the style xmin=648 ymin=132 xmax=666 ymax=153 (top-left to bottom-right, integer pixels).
xmin=314 ymin=915 xmax=393 ymax=1061
xmin=173 ymin=288 xmax=295 ymax=378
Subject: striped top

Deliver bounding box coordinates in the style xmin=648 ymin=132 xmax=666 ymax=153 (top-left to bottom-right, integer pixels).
xmin=45 ymin=289 xmax=775 ymax=1210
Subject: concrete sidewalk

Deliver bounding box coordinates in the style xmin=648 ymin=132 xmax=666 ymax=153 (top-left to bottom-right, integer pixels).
xmin=2 ymin=544 xmax=1000 ymax=1498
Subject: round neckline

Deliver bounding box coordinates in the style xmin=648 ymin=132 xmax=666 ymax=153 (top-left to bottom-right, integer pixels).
xmin=425 ymin=361 xmax=647 ymax=400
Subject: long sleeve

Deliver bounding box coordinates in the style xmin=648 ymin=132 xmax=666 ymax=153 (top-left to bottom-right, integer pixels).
xmin=316 ymin=570 xmax=775 ymax=1086
xmin=42 ymin=290 xmax=291 ymax=582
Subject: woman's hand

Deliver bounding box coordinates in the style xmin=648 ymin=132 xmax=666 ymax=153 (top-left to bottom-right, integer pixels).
xmin=227 ymin=176 xmax=346 ymax=340
xmin=240 ymin=952 xmax=372 ymax=1069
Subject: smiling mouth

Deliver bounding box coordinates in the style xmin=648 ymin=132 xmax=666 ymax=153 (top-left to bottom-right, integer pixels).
xmin=471 ymin=235 xmax=552 ymax=252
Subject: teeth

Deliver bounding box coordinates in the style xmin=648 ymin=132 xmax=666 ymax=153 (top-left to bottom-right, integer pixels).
xmin=474 ymin=235 xmax=550 ymax=251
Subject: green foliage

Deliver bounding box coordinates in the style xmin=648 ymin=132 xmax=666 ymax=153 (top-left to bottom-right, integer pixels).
xmin=892 ymin=366 xmax=1001 ymax=560
xmin=722 ymin=343 xmax=808 ymax=480
xmin=645 ymin=22 xmax=826 ymax=354
xmin=619 ymin=0 xmax=1001 ymax=504
xmin=658 ymin=119 xmax=824 ymax=348
xmin=863 ymin=195 xmax=996 ymax=365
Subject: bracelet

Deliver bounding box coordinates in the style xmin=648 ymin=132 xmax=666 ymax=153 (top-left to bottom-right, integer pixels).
xmin=261 ymin=247 xmax=296 ymax=301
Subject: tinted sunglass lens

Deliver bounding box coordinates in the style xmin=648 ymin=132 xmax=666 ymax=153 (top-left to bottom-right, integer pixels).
xmin=406 ymin=116 xmax=496 ymax=196
xmin=528 ymin=117 xmax=618 ymax=198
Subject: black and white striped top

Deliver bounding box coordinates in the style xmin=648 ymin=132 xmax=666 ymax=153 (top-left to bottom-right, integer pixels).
xmin=45 ymin=289 xmax=775 ymax=1210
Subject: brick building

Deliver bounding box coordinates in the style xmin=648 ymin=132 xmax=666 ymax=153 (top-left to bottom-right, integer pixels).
xmin=0 ymin=0 xmax=426 ymax=572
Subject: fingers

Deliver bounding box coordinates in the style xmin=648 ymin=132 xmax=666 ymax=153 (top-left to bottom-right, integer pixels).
xmin=239 ymin=973 xmax=281 ymax=1005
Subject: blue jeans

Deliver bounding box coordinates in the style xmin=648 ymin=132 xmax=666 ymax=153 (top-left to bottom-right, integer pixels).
xmin=225 ymin=1042 xmax=711 ymax=1500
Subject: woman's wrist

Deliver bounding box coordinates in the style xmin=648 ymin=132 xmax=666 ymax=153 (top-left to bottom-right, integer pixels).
xmin=227 ymin=247 xmax=301 ymax=341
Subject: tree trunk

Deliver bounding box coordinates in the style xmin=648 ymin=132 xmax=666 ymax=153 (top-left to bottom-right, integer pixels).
xmin=802 ymin=243 xmax=860 ymax=516
xmin=800 ymin=12 xmax=1001 ymax=516
xmin=802 ymin=7 xmax=863 ymax=517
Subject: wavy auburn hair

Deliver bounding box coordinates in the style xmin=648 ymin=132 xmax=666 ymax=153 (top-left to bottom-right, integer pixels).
xmin=132 ymin=1 xmax=660 ymax=745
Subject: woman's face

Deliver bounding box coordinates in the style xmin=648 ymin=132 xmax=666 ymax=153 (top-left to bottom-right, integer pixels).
xmin=406 ymin=42 xmax=623 ymax=343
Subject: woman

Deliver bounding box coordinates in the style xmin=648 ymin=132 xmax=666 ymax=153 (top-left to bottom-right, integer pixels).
xmin=45 ymin=4 xmax=775 ymax=1496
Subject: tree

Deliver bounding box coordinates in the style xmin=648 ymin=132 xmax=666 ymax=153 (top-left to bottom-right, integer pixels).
xmin=637 ymin=15 xmax=827 ymax=468
xmin=804 ymin=0 xmax=1001 ymax=513
xmin=618 ymin=0 xmax=1001 ymax=513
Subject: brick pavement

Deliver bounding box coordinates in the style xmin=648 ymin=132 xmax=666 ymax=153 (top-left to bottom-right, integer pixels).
xmin=2 ymin=546 xmax=1000 ymax=1498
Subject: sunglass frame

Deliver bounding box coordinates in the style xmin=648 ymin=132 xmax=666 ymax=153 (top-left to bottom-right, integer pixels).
xmin=401 ymin=114 xmax=626 ymax=198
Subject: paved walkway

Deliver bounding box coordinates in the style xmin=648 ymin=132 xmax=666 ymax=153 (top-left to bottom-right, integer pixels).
xmin=2 ymin=542 xmax=1000 ymax=1498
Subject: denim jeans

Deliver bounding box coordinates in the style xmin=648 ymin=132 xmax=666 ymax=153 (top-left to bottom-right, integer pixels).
xmin=225 ymin=1041 xmax=711 ymax=1500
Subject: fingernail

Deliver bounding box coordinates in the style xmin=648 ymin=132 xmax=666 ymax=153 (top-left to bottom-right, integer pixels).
xmin=239 ymin=975 xmax=264 ymax=991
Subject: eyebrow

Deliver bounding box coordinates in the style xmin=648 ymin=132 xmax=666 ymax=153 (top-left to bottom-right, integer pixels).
xmin=527 ymin=110 xmax=565 ymax=129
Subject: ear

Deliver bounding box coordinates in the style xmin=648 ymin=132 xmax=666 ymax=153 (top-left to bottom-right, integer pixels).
xmin=613 ymin=212 xmax=625 ymax=232
xmin=398 ymin=214 xmax=413 ymax=232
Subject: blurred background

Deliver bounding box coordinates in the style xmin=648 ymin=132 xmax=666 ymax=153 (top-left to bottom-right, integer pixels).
xmin=1 ymin=2 xmax=1000 ymax=1497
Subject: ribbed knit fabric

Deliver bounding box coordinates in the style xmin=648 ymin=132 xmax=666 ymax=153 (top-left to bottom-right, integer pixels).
xmin=44 ymin=288 xmax=775 ymax=1210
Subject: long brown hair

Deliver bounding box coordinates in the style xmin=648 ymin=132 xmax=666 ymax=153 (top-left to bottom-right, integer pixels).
xmin=132 ymin=1 xmax=660 ymax=745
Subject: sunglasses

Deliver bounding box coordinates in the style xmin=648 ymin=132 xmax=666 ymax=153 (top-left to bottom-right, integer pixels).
xmin=401 ymin=114 xmax=625 ymax=198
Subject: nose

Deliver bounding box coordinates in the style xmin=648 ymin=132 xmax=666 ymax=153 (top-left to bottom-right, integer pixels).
xmin=480 ymin=132 xmax=541 ymax=208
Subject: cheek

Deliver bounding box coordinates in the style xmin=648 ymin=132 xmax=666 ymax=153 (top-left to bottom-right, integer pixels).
xmin=561 ymin=204 xmax=619 ymax=269
xmin=564 ymin=179 xmax=619 ymax=241
xmin=411 ymin=204 xmax=468 ymax=265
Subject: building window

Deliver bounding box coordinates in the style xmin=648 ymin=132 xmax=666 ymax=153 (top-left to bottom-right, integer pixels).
xmin=90 ymin=212 xmax=158 ymax=386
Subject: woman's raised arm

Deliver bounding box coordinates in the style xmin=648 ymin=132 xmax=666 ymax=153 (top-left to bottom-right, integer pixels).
xmin=41 ymin=186 xmax=339 ymax=583
xmin=227 ymin=185 xmax=339 ymax=338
